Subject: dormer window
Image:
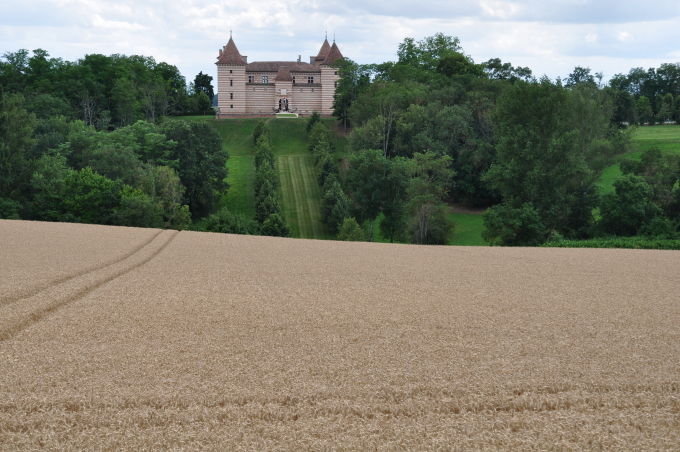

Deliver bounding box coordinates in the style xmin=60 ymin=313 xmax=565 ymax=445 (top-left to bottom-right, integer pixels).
xmin=262 ymin=75 xmax=269 ymax=84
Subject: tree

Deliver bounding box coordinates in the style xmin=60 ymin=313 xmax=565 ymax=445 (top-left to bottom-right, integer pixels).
xmin=261 ymin=213 xmax=290 ymax=237
xmin=565 ymin=66 xmax=597 ymax=88
xmin=306 ymin=111 xmax=321 ymax=133
xmin=404 ymin=152 xmax=454 ymax=244
xmin=0 ymin=92 xmax=36 ymax=199
xmin=161 ymin=120 xmax=228 ymax=218
xmin=193 ymin=71 xmax=214 ymax=101
xmin=332 ymin=58 xmax=374 ymax=128
xmin=321 ymin=179 xmax=350 ymax=233
xmin=113 ymin=186 xmax=163 ymax=227
xmin=337 ymin=217 xmax=364 ymax=241
xmin=345 ymin=149 xmax=394 ymax=223
xmin=483 ymin=203 xmax=548 ymax=246
xmin=483 ymin=80 xmax=603 ymax=242
xmin=193 ymin=91 xmax=212 ymax=115
xmin=636 ymin=96 xmax=654 ymax=124
xmin=201 ymin=208 xmax=260 ymax=235
xmin=256 ymin=192 xmax=280 ymax=223
xmin=599 ymin=175 xmax=661 ymax=236
xmin=658 ymin=93 xmax=675 ymax=122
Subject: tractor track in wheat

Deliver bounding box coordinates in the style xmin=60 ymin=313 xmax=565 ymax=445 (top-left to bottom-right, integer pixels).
xmin=0 ymin=229 xmax=178 ymax=342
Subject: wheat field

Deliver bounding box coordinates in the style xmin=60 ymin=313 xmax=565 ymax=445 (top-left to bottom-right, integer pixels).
xmin=0 ymin=219 xmax=678 ymax=450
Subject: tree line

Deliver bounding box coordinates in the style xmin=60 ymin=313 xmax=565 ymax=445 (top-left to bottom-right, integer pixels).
xmin=330 ymin=33 xmax=679 ymax=246
xmin=0 ymin=49 xmax=215 ymax=129
xmin=0 ymin=89 xmax=227 ymax=227
xmin=198 ymin=121 xmax=290 ymax=237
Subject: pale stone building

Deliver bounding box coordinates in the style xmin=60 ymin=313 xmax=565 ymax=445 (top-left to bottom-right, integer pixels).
xmin=215 ymin=36 xmax=343 ymax=118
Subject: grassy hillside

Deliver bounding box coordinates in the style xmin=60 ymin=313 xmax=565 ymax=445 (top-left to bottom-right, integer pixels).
xmin=596 ymin=125 xmax=680 ymax=194
xmin=184 ymin=116 xmax=327 ymax=239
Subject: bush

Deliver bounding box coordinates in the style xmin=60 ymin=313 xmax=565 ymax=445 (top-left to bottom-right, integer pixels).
xmin=200 ymin=208 xmax=261 ymax=235
xmin=599 ymin=175 xmax=661 ymax=236
xmin=483 ymin=202 xmax=548 ymax=246
xmin=261 ymin=213 xmax=290 ymax=237
xmin=253 ymin=120 xmax=269 ymax=146
xmin=0 ymin=197 xmax=21 ymax=219
xmin=306 ymin=112 xmax=321 ymax=133
xmin=543 ymin=237 xmax=680 ymax=250
xmin=337 ymin=217 xmax=365 ymax=241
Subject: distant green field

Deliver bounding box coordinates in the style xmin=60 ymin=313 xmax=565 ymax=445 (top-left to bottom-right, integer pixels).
xmin=182 ymin=116 xmax=326 ymax=239
xmin=596 ymin=125 xmax=680 ymax=194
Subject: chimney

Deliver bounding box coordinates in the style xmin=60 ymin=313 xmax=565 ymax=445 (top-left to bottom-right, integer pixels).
xmin=219 ymin=49 xmax=223 ymax=56
xmin=242 ymin=55 xmax=247 ymax=63
xmin=297 ymin=55 xmax=301 ymax=63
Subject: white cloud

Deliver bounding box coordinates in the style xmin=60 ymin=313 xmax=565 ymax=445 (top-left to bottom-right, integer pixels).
xmin=1 ymin=0 xmax=679 ymax=84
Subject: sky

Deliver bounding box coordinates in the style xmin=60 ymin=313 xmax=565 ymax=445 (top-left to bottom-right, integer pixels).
xmin=2 ymin=0 xmax=680 ymax=84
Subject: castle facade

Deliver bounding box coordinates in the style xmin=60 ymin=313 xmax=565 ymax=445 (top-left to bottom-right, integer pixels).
xmin=215 ymin=37 xmax=343 ymax=118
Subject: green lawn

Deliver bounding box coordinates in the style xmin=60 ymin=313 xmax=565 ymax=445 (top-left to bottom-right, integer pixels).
xmin=596 ymin=125 xmax=680 ymax=194
xmin=268 ymin=119 xmax=326 ymax=239
xmin=182 ymin=116 xmax=326 ymax=239
xmin=184 ymin=116 xmax=259 ymax=217
xmin=448 ymin=212 xmax=487 ymax=246
xmin=278 ymin=154 xmax=325 ymax=238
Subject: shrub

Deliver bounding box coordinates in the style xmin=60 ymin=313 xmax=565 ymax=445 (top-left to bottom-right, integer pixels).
xmin=483 ymin=202 xmax=548 ymax=246
xmin=337 ymin=217 xmax=364 ymax=241
xmin=200 ymin=208 xmax=260 ymax=235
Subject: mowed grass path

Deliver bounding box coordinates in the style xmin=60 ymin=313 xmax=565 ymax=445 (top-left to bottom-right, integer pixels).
xmin=268 ymin=120 xmax=326 ymax=239
xmin=184 ymin=116 xmax=326 ymax=239
xmin=596 ymin=125 xmax=680 ymax=194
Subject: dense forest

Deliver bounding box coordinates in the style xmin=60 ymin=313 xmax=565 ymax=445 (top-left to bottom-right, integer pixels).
xmin=0 ymin=50 xmax=228 ymax=229
xmin=328 ymin=34 xmax=680 ymax=245
xmin=1 ymin=39 xmax=679 ymax=245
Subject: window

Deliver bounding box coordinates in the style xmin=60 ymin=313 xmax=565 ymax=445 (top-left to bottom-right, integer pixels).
xmin=292 ymin=76 xmax=296 ymax=84
xmin=230 ymin=104 xmax=233 ymax=109
xmin=230 ymin=79 xmax=233 ymax=86
xmin=334 ymin=71 xmax=338 ymax=75
xmin=248 ymin=75 xmax=254 ymax=83
xmin=230 ymin=93 xmax=233 ymax=100
xmin=230 ymin=69 xmax=233 ymax=74
xmin=262 ymin=75 xmax=269 ymax=84
xmin=307 ymin=76 xmax=314 ymax=84
xmin=334 ymin=81 xmax=338 ymax=88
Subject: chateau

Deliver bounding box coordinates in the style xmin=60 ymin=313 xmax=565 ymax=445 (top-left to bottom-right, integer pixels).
xmin=215 ymin=36 xmax=343 ymax=118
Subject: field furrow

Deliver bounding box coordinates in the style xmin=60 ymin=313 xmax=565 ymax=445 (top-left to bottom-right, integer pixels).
xmin=0 ymin=229 xmax=178 ymax=341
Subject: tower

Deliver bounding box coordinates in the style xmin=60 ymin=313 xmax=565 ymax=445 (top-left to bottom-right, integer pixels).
xmin=216 ymin=37 xmax=247 ymax=116
xmin=319 ymin=41 xmax=343 ymax=116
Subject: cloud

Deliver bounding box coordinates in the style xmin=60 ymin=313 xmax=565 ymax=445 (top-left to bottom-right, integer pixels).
xmin=1 ymin=0 xmax=679 ymax=84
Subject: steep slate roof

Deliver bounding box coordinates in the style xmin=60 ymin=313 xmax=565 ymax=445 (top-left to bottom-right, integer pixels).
xmin=275 ymin=66 xmax=293 ymax=82
xmin=246 ymin=61 xmax=320 ymax=73
xmin=314 ymin=38 xmax=331 ymax=63
xmin=323 ymin=42 xmax=344 ymax=65
xmin=216 ymin=37 xmax=246 ymax=65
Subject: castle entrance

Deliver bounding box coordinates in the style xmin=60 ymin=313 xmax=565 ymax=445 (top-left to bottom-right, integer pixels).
xmin=278 ymin=98 xmax=289 ymax=112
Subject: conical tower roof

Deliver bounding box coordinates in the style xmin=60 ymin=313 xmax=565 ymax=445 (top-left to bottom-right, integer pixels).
xmin=323 ymin=42 xmax=344 ymax=65
xmin=314 ymin=38 xmax=331 ymax=62
xmin=217 ymin=37 xmax=245 ymax=65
